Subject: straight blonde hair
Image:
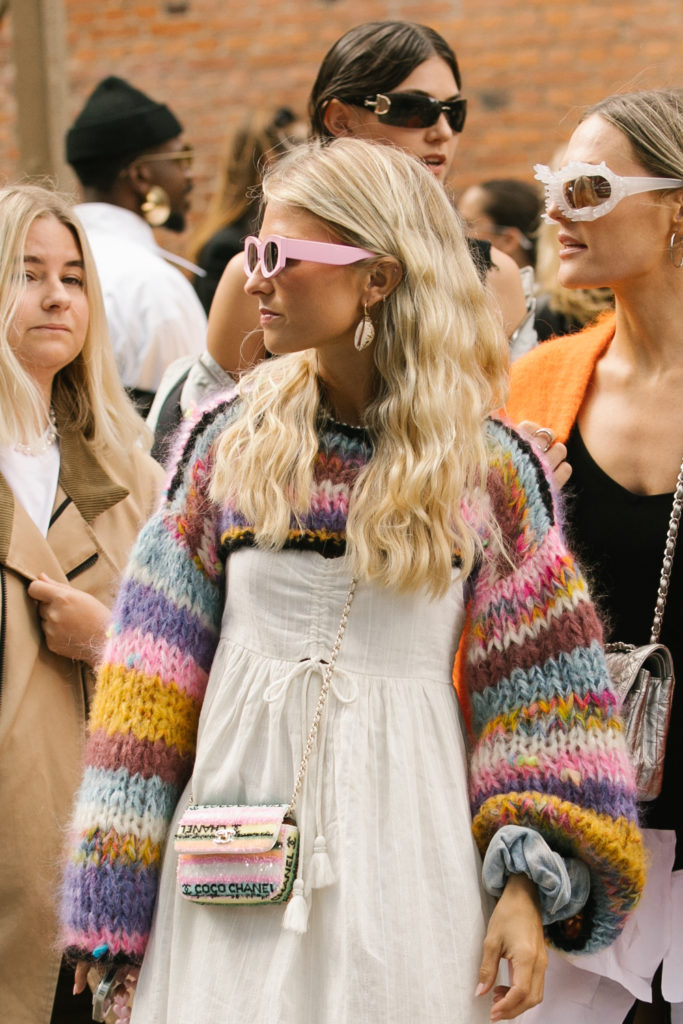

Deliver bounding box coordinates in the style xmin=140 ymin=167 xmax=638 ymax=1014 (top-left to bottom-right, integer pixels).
xmin=0 ymin=183 xmax=149 ymax=452
xmin=210 ymin=138 xmax=508 ymax=596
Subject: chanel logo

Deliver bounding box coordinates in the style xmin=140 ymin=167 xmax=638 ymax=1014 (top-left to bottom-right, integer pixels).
xmin=213 ymin=825 xmax=238 ymax=844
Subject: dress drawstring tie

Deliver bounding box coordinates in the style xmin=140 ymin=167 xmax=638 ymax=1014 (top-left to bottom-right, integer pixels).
xmin=263 ymin=657 xmax=358 ymax=933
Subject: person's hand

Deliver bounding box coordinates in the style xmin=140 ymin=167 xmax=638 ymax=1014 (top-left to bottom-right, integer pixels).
xmin=27 ymin=573 xmax=110 ymax=666
xmin=76 ymin=961 xmax=139 ymax=1022
xmin=74 ymin=960 xmax=91 ymax=995
xmin=476 ymin=873 xmax=547 ymax=1021
xmin=517 ymin=420 xmax=572 ymax=490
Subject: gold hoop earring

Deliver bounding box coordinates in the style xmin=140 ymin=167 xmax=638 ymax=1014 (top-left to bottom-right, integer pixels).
xmin=141 ymin=185 xmax=171 ymax=227
xmin=353 ymin=303 xmax=375 ymax=351
xmin=670 ymin=232 xmax=683 ymax=269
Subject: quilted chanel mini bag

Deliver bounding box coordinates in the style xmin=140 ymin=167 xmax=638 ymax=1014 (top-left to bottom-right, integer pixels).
xmin=604 ymin=459 xmax=682 ymax=802
xmin=174 ymin=579 xmax=357 ymax=906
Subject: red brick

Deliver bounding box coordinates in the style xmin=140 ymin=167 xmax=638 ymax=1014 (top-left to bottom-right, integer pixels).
xmin=1 ymin=0 xmax=677 ymax=238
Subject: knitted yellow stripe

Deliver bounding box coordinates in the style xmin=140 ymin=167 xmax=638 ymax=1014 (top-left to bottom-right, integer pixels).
xmin=74 ymin=829 xmax=162 ymax=868
xmin=219 ymin=525 xmax=346 ymax=546
xmin=479 ymin=703 xmax=624 ymax=740
xmin=473 ymin=791 xmax=645 ymax=895
xmin=89 ymin=668 xmax=199 ymax=756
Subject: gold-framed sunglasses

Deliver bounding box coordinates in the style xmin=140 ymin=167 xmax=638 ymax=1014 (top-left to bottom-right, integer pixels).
xmin=134 ymin=145 xmax=194 ymax=171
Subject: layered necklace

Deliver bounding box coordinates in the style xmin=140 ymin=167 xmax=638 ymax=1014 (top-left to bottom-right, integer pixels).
xmin=14 ymin=406 xmax=58 ymax=457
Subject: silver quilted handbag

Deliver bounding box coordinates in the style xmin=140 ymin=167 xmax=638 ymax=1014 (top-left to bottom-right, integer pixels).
xmin=604 ymin=460 xmax=682 ymax=801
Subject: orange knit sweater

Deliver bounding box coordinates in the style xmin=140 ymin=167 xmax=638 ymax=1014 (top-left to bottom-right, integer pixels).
xmin=502 ymin=312 xmax=616 ymax=443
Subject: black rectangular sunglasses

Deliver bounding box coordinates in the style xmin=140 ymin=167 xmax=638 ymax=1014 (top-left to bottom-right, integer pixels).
xmin=346 ymin=92 xmax=467 ymax=133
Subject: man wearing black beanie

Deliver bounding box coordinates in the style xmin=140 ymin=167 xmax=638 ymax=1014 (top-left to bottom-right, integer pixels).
xmin=66 ymin=76 xmax=207 ymax=415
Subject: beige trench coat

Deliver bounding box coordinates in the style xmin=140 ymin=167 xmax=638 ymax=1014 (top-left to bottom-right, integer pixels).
xmin=0 ymin=425 xmax=163 ymax=1024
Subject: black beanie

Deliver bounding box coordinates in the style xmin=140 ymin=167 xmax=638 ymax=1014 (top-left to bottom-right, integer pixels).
xmin=66 ymin=76 xmax=182 ymax=173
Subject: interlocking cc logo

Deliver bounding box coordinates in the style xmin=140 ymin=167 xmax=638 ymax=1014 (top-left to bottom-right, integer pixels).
xmin=213 ymin=825 xmax=238 ymax=844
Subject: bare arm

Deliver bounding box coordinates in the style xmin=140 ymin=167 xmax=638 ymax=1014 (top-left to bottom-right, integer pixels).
xmin=476 ymin=873 xmax=547 ymax=1021
xmin=27 ymin=573 xmax=110 ymax=668
xmin=207 ymin=252 xmax=266 ymax=375
xmin=487 ymin=247 xmax=528 ymax=341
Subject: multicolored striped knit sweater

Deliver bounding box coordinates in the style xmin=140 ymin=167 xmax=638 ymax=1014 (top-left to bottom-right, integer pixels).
xmin=60 ymin=396 xmax=644 ymax=964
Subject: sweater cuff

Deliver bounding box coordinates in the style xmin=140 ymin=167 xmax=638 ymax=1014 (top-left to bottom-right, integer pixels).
xmin=482 ymin=824 xmax=590 ymax=925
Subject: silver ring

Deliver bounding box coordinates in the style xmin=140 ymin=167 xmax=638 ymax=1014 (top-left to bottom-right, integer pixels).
xmin=92 ymin=966 xmax=120 ymax=1022
xmin=533 ymin=427 xmax=555 ymax=454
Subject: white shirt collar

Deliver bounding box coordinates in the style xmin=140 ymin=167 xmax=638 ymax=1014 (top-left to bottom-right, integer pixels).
xmin=73 ymin=203 xmax=205 ymax=276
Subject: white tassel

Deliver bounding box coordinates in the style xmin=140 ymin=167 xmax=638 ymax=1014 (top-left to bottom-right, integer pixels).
xmin=309 ymin=834 xmax=335 ymax=889
xmin=282 ymin=879 xmax=310 ymax=934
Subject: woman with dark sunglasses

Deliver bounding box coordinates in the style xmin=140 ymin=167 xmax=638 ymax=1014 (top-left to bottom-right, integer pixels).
xmin=193 ymin=22 xmax=529 ymax=403
xmin=61 ymin=138 xmax=643 ymax=1024
xmin=504 ymin=88 xmax=683 ymax=1024
xmin=309 ymin=20 xmax=466 ymax=182
xmin=309 ymin=20 xmax=528 ymax=349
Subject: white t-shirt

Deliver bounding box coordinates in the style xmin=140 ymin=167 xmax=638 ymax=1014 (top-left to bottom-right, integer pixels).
xmin=74 ymin=203 xmax=207 ymax=392
xmin=0 ymin=443 xmax=60 ymax=537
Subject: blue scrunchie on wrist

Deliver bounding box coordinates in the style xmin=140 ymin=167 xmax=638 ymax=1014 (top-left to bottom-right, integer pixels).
xmin=481 ymin=825 xmax=590 ymax=925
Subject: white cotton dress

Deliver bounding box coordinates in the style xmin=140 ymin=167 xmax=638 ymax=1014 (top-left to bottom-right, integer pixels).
xmin=131 ymin=546 xmax=492 ymax=1024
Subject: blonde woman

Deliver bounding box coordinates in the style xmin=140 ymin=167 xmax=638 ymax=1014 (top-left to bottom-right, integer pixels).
xmin=0 ymin=184 xmax=163 ymax=1024
xmin=506 ymin=87 xmax=683 ymax=1024
xmin=149 ymin=21 xmax=528 ymax=456
xmin=62 ymin=139 xmax=643 ymax=1024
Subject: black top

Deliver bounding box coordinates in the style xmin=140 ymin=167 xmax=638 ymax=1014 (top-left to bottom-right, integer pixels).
xmin=534 ymin=297 xmax=584 ymax=342
xmin=564 ymin=426 xmax=683 ymax=867
xmin=467 ymin=237 xmax=493 ymax=281
xmin=193 ymin=222 xmax=249 ymax=315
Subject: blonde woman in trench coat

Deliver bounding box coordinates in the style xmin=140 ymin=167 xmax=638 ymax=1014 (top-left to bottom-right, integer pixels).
xmin=0 ymin=184 xmax=163 ymax=1024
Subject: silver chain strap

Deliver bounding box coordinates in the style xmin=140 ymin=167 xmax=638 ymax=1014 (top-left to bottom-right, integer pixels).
xmin=650 ymin=459 xmax=683 ymax=643
xmin=286 ymin=578 xmax=358 ymax=816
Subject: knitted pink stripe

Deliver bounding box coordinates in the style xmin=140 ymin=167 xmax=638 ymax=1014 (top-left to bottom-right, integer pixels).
xmin=470 ymin=745 xmax=634 ymax=800
xmin=473 ymin=527 xmax=576 ymax=613
xmin=108 ymin=628 xmax=208 ymax=702
xmin=62 ymin=927 xmax=147 ymax=959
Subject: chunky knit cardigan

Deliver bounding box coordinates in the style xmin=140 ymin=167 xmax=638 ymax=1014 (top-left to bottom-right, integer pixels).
xmin=60 ymin=395 xmax=644 ymax=964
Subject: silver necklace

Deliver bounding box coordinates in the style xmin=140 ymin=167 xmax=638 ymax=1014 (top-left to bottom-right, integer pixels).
xmin=14 ymin=407 xmax=58 ymax=457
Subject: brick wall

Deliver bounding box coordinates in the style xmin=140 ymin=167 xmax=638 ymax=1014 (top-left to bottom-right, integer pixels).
xmin=1 ymin=0 xmax=681 ymax=251
xmin=0 ymin=12 xmax=17 ymax=174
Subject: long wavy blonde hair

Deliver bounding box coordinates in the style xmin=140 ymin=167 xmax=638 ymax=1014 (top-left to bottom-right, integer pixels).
xmin=210 ymin=138 xmax=508 ymax=596
xmin=0 ymin=183 xmax=149 ymax=452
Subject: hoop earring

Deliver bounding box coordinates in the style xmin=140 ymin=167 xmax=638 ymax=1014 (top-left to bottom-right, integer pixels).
xmin=670 ymin=232 xmax=683 ymax=269
xmin=354 ymin=303 xmax=375 ymax=351
xmin=141 ymin=185 xmax=171 ymax=227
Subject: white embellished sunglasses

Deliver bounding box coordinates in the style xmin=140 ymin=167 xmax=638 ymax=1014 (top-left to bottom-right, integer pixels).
xmin=534 ymin=160 xmax=683 ymax=222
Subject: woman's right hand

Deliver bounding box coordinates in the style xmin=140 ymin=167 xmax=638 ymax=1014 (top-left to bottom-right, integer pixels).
xmin=517 ymin=420 xmax=572 ymax=490
xmin=27 ymin=573 xmax=111 ymax=667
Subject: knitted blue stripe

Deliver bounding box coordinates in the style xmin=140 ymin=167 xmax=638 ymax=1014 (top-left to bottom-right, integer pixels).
xmin=471 ymin=642 xmax=613 ymax=726
xmin=77 ymin=765 xmax=179 ymax=829
xmin=128 ymin=513 xmax=224 ymax=620
xmin=113 ymin=577 xmax=219 ymax=674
